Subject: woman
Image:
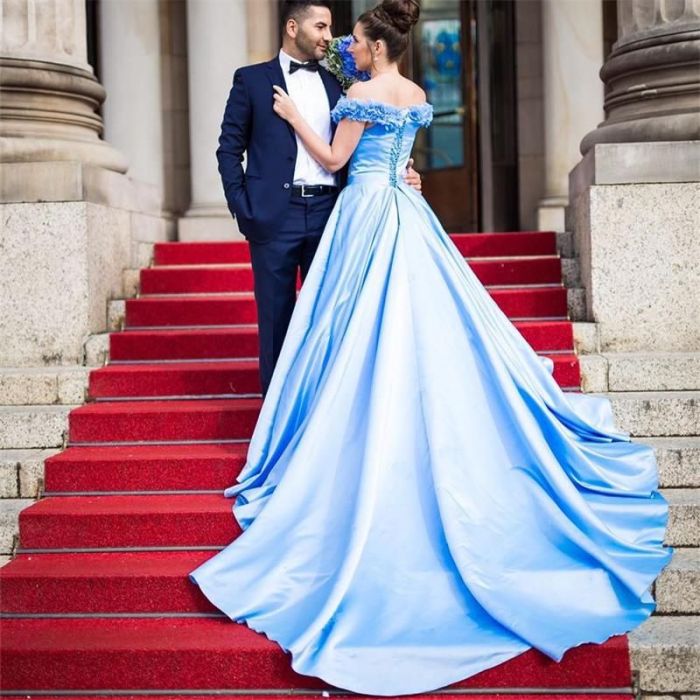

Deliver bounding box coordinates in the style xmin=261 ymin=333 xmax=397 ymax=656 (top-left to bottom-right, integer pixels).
xmin=189 ymin=0 xmax=672 ymax=694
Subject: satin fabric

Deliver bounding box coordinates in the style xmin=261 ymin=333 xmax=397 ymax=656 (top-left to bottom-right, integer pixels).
xmin=189 ymin=98 xmax=672 ymax=695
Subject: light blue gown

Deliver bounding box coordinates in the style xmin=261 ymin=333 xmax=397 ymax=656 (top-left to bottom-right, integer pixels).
xmin=189 ymin=97 xmax=672 ymax=695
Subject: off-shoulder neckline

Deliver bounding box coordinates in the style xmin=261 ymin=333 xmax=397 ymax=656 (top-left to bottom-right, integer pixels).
xmin=336 ymin=96 xmax=432 ymax=112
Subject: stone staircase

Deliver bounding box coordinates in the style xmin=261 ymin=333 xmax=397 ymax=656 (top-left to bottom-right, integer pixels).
xmin=566 ymin=236 xmax=700 ymax=698
xmin=0 ymin=230 xmax=697 ymax=697
xmin=552 ymin=226 xmax=698 ymax=695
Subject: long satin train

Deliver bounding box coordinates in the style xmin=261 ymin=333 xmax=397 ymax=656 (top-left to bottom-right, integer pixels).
xmin=189 ymin=98 xmax=671 ymax=695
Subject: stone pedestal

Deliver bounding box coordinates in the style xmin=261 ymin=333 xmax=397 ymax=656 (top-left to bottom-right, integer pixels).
xmin=0 ymin=161 xmax=163 ymax=367
xmin=0 ymin=197 xmax=128 ymax=367
xmin=537 ymin=0 xmax=605 ymax=232
xmin=569 ymin=141 xmax=700 ymax=353
xmin=179 ymin=0 xmax=249 ymax=241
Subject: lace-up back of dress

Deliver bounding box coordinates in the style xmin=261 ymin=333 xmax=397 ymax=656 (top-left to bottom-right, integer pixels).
xmin=331 ymin=97 xmax=433 ymax=187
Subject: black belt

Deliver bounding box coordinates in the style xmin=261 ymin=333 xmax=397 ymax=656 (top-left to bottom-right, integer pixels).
xmin=291 ymin=184 xmax=338 ymax=198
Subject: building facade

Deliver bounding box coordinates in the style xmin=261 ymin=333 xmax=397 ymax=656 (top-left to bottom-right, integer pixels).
xmin=0 ymin=0 xmax=699 ymax=694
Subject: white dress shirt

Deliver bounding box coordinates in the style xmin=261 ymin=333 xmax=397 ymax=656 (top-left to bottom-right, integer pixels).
xmin=278 ymin=49 xmax=336 ymax=187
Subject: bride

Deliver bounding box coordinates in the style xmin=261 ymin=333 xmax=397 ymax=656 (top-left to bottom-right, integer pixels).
xmin=189 ymin=0 xmax=672 ymax=694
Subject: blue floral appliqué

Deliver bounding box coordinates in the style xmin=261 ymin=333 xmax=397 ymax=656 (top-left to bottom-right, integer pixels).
xmin=331 ymin=97 xmax=434 ymax=129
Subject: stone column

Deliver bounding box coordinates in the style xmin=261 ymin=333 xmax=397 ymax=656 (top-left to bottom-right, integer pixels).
xmin=0 ymin=0 xmax=126 ymax=171
xmin=246 ymin=0 xmax=278 ymax=64
xmin=0 ymin=0 xmax=137 ymax=368
xmin=581 ymin=0 xmax=700 ymax=151
xmin=537 ymin=0 xmax=605 ymax=232
xmin=98 ymin=0 xmax=165 ymax=198
xmin=569 ymin=1 xmax=700 ymax=354
xmin=179 ymin=0 xmax=249 ymax=241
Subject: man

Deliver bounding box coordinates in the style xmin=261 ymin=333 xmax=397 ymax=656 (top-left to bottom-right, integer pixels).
xmin=217 ymin=0 xmax=422 ymax=396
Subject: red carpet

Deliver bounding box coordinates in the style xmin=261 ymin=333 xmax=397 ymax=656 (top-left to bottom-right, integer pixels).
xmin=0 ymin=231 xmax=633 ymax=698
xmin=0 ymin=697 xmax=636 ymax=700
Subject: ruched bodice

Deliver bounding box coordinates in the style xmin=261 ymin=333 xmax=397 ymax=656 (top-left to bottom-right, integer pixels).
xmin=330 ymin=97 xmax=433 ymax=187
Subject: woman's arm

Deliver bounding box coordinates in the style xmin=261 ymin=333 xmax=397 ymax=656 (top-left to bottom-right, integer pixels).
xmin=272 ymin=85 xmax=365 ymax=173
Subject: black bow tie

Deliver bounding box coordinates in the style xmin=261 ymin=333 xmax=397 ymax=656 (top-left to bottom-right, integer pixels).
xmin=289 ymin=60 xmax=320 ymax=75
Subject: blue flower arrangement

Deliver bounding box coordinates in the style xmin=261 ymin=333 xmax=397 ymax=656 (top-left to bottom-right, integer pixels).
xmin=323 ymin=35 xmax=371 ymax=91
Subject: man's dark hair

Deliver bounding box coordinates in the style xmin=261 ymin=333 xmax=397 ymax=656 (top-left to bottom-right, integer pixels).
xmin=279 ymin=0 xmax=332 ymax=34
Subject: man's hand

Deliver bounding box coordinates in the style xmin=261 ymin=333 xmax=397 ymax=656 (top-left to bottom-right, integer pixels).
xmin=403 ymin=158 xmax=422 ymax=193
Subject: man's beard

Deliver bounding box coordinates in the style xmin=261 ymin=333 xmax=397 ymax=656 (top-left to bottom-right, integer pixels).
xmin=295 ymin=29 xmax=324 ymax=61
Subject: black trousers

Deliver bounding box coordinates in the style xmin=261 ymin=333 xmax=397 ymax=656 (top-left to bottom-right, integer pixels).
xmin=248 ymin=192 xmax=338 ymax=397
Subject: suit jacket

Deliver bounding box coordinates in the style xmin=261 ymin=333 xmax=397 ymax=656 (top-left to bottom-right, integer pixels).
xmin=216 ymin=57 xmax=347 ymax=243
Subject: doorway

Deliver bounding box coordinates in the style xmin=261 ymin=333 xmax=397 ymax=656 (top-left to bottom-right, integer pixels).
xmin=410 ymin=0 xmax=478 ymax=231
xmin=333 ymin=0 xmax=519 ymax=232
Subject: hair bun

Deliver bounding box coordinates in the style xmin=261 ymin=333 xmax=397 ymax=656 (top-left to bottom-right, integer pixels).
xmin=379 ymin=0 xmax=420 ymax=34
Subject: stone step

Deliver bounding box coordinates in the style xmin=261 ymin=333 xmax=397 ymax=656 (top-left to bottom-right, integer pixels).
xmin=122 ymin=268 xmax=141 ymax=298
xmin=0 ymin=448 xmax=60 ymax=498
xmin=0 ymin=499 xmax=32 ymax=553
xmin=639 ymin=437 xmax=700 ymax=488
xmin=8 ymin=438 xmax=694 ymax=498
xmin=126 ymin=288 xmax=569 ymax=327
xmin=556 ymin=230 xmax=575 ymax=258
xmin=109 ymin=320 xmax=576 ymax=360
xmin=0 ymin=546 xmax=693 ymax=616
xmin=107 ymin=299 xmax=126 ymax=332
xmin=655 ymin=548 xmax=700 ymax=614
xmin=629 ymin=615 xmax=700 ymax=693
xmin=0 ymin=405 xmax=74 ymax=450
xmin=0 ymin=616 xmax=630 ymax=691
xmin=12 ymin=488 xmax=696 ymax=550
xmin=0 ymin=439 xmax=694 ymax=498
xmin=664 ymin=489 xmax=700 ymax=546
xmin=86 ymin=355 xmax=579 ymax=399
xmin=0 ymin=367 xmax=90 ymax=406
xmin=144 ymin=258 xmax=567 ymax=293
xmin=561 ymin=257 xmax=581 ymax=287
xmin=572 ymin=322 xmax=598 ymax=354
xmin=155 ymin=232 xmax=560 ymax=265
xmin=134 ymin=241 xmax=155 ymax=270
xmin=579 ymin=352 xmax=700 ymax=392
xmin=603 ymin=391 xmax=700 ymax=437
xmin=0 ymin=478 xmax=700 ymax=560
xmin=68 ymin=398 xmax=260 ymax=444
xmin=566 ymin=287 xmax=586 ymax=321
xmin=83 ymin=333 xmax=110 ymax=367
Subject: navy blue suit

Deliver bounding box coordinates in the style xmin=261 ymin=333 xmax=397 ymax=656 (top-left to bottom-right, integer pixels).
xmin=217 ymin=57 xmax=346 ymax=395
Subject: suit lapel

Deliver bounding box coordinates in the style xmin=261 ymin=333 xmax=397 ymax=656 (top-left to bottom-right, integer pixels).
xmin=265 ymin=58 xmax=296 ymax=148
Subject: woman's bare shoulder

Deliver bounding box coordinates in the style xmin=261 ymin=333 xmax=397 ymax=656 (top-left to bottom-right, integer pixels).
xmin=404 ymin=78 xmax=427 ymax=104
xmin=346 ymin=81 xmax=379 ymax=100
xmin=347 ymin=78 xmax=427 ymax=106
